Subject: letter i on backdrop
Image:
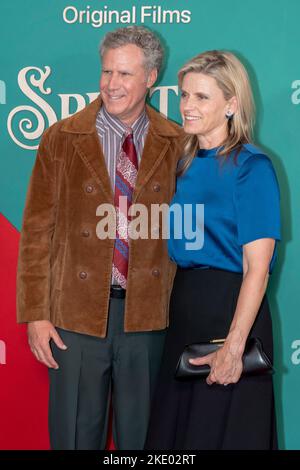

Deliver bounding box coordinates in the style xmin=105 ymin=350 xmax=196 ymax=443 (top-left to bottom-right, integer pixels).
xmin=0 ymin=81 xmax=6 ymax=104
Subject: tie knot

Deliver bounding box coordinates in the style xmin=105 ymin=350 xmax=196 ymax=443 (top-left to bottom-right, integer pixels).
xmin=125 ymin=132 xmax=133 ymax=141
xmin=121 ymin=132 xmax=138 ymax=168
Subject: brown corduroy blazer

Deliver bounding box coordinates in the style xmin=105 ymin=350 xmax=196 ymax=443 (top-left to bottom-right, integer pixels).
xmin=17 ymin=97 xmax=183 ymax=337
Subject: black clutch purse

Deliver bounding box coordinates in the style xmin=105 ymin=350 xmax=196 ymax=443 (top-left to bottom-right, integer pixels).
xmin=175 ymin=337 xmax=273 ymax=379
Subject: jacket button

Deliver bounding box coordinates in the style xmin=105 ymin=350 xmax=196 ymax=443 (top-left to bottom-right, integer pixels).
xmin=79 ymin=271 xmax=87 ymax=279
xmin=81 ymin=229 xmax=90 ymax=237
xmin=153 ymin=183 xmax=161 ymax=192
xmin=152 ymin=268 xmax=160 ymax=278
xmin=85 ymin=184 xmax=94 ymax=193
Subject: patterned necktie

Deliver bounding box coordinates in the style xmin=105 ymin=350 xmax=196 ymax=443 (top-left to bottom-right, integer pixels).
xmin=112 ymin=132 xmax=138 ymax=288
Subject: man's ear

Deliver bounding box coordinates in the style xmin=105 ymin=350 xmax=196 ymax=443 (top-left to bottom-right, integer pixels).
xmin=147 ymin=69 xmax=158 ymax=88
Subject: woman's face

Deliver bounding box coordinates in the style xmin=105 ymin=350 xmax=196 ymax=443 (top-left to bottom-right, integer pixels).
xmin=180 ymin=72 xmax=235 ymax=147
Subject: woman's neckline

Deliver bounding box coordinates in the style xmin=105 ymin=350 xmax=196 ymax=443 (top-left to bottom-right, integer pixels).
xmin=196 ymin=146 xmax=222 ymax=158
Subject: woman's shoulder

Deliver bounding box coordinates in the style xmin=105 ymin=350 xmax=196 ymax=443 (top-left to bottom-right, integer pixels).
xmin=236 ymin=143 xmax=275 ymax=172
xmin=235 ymin=144 xmax=279 ymax=188
xmin=238 ymin=143 xmax=269 ymax=162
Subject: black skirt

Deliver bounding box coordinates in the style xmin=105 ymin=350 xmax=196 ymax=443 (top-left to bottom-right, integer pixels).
xmin=145 ymin=267 xmax=278 ymax=450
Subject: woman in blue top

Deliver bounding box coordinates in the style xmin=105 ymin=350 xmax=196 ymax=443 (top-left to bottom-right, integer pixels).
xmin=145 ymin=50 xmax=281 ymax=450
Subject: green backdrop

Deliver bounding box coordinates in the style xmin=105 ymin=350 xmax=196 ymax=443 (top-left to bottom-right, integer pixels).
xmin=0 ymin=0 xmax=299 ymax=449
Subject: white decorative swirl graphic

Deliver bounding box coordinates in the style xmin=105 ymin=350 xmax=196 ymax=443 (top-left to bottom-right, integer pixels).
xmin=7 ymin=66 xmax=57 ymax=150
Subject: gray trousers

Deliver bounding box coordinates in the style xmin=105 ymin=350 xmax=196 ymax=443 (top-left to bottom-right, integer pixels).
xmin=48 ymin=297 xmax=166 ymax=450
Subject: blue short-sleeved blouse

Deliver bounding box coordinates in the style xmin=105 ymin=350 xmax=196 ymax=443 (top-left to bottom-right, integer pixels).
xmin=168 ymin=144 xmax=281 ymax=273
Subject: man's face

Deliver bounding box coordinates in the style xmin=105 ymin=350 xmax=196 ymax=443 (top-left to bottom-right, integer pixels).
xmin=100 ymin=44 xmax=157 ymax=126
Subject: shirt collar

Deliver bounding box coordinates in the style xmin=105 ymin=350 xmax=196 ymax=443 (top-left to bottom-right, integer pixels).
xmin=100 ymin=105 xmax=148 ymax=139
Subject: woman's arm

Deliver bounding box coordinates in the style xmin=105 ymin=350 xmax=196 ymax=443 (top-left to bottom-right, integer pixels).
xmin=189 ymin=237 xmax=275 ymax=386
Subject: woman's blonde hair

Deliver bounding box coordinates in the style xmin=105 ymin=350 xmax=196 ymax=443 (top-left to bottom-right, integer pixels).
xmin=178 ymin=50 xmax=255 ymax=175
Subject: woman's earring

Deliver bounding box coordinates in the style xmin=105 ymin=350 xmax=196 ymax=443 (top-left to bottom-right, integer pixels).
xmin=225 ymin=110 xmax=234 ymax=119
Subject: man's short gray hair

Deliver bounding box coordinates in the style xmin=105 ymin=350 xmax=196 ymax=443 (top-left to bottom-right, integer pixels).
xmin=99 ymin=26 xmax=164 ymax=73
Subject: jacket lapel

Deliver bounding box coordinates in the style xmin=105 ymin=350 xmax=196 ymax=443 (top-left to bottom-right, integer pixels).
xmin=133 ymin=128 xmax=170 ymax=202
xmin=73 ymin=131 xmax=114 ymax=203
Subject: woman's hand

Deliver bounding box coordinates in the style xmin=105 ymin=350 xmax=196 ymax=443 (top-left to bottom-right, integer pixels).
xmin=189 ymin=238 xmax=276 ymax=386
xmin=189 ymin=332 xmax=245 ymax=386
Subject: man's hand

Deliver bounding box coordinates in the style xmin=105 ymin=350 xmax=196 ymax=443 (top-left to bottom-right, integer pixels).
xmin=27 ymin=320 xmax=67 ymax=369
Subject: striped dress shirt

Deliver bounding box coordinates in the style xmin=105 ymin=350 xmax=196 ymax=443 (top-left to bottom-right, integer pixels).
xmin=95 ymin=105 xmax=149 ymax=192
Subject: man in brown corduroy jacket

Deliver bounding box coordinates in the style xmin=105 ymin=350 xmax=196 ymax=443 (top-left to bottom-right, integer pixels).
xmin=17 ymin=26 xmax=182 ymax=449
